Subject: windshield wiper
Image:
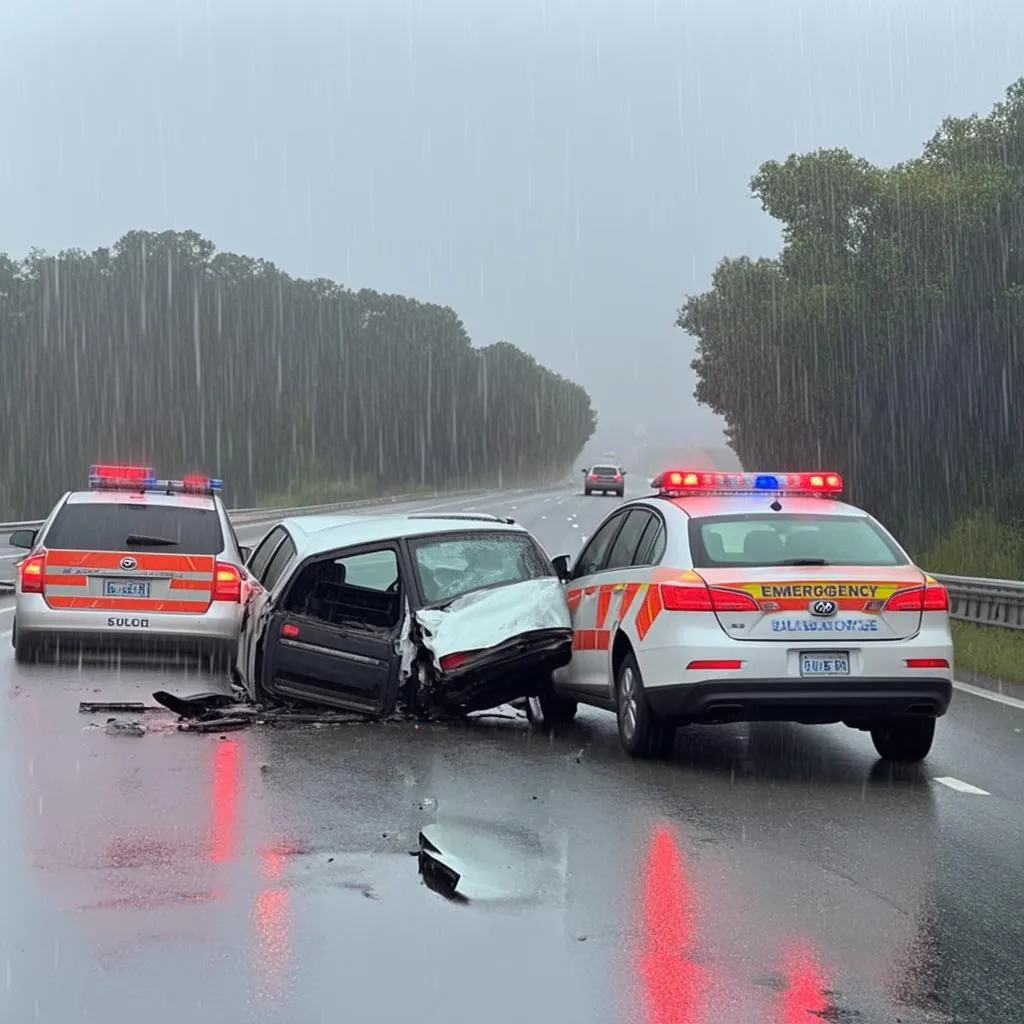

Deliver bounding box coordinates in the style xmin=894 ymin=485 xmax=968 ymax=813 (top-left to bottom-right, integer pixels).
xmin=777 ymin=557 xmax=828 ymax=566
xmin=124 ymin=534 xmax=177 ymax=547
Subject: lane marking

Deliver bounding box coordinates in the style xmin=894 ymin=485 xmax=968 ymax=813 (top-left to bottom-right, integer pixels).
xmin=934 ymin=776 xmax=990 ymax=796
xmin=953 ymin=679 xmax=1024 ymax=711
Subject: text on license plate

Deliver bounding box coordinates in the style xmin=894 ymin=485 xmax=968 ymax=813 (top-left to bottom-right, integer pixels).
xmin=104 ymin=580 xmax=151 ymax=598
xmin=799 ymin=652 xmax=850 ymax=677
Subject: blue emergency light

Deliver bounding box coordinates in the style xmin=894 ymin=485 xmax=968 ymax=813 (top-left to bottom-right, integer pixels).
xmin=653 ymin=470 xmax=843 ymax=497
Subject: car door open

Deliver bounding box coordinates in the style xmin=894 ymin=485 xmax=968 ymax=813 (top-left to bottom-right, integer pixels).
xmin=262 ymin=545 xmax=404 ymax=714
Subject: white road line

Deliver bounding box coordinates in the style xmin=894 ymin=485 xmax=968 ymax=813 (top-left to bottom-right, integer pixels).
xmin=953 ymin=679 xmax=1024 ymax=711
xmin=934 ymin=776 xmax=990 ymax=796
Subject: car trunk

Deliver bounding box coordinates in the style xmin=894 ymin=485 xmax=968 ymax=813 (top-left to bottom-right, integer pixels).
xmin=42 ymin=550 xmax=216 ymax=614
xmin=695 ymin=565 xmax=928 ymax=642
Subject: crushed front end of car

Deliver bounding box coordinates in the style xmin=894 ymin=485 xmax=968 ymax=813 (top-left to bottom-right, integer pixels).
xmin=407 ymin=577 xmax=573 ymax=715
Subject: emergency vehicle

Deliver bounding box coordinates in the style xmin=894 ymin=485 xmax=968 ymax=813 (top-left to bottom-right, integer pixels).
xmin=9 ymin=465 xmax=250 ymax=666
xmin=529 ymin=470 xmax=954 ymax=763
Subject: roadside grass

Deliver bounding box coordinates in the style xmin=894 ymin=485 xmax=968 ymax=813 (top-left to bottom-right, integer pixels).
xmin=950 ymin=621 xmax=1024 ymax=685
xmin=920 ymin=513 xmax=1024 ymax=684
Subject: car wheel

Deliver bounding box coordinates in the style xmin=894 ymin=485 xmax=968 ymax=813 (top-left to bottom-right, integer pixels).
xmin=870 ymin=717 xmax=936 ymax=762
xmin=616 ymin=652 xmax=674 ymax=758
xmin=525 ymin=678 xmax=578 ymax=730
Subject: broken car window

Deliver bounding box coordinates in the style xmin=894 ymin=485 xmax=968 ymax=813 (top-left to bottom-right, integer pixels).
xmin=410 ymin=532 xmax=554 ymax=605
xmin=281 ymin=547 xmax=402 ymax=631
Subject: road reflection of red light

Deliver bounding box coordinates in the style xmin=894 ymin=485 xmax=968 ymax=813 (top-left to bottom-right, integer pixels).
xmin=209 ymin=739 xmax=240 ymax=864
xmin=780 ymin=943 xmax=829 ymax=1024
xmin=252 ymin=841 xmax=299 ymax=994
xmin=637 ymin=823 xmax=707 ymax=1024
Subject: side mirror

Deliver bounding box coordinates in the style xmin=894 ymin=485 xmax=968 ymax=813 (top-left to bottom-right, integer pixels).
xmin=621 ymin=470 xmax=627 ymax=476
xmin=239 ymin=546 xmax=253 ymax=562
xmin=9 ymin=529 xmax=37 ymax=550
xmin=581 ymin=467 xmax=589 ymax=475
xmin=551 ymin=554 xmax=571 ymax=582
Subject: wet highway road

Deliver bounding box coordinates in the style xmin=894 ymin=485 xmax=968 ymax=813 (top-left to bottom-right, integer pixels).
xmin=1 ymin=486 xmax=1022 ymax=1024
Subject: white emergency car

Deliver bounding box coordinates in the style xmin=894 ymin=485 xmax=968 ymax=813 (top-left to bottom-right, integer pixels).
xmin=527 ymin=469 xmax=954 ymax=763
xmin=9 ymin=464 xmax=250 ymax=666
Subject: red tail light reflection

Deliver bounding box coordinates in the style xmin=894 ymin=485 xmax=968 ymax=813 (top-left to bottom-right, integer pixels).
xmin=209 ymin=738 xmax=240 ymax=864
xmin=780 ymin=942 xmax=830 ymax=1023
xmin=253 ymin=841 xmax=301 ymax=995
xmin=637 ymin=823 xmax=707 ymax=1024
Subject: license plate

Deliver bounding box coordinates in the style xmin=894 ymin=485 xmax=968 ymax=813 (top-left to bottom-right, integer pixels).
xmin=104 ymin=580 xmax=151 ymax=598
xmin=799 ymin=652 xmax=850 ymax=677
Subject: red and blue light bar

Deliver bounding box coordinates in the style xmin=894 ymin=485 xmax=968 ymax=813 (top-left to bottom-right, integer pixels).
xmin=88 ymin=465 xmax=223 ymax=494
xmin=652 ymin=470 xmax=843 ymax=497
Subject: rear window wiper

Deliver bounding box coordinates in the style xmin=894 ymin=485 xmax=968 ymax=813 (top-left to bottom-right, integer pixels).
xmin=777 ymin=557 xmax=828 ymax=566
xmin=124 ymin=534 xmax=178 ymax=547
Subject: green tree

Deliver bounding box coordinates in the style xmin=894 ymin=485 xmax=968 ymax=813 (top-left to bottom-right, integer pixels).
xmin=0 ymin=231 xmax=596 ymax=517
xmin=680 ymin=79 xmax=1024 ymax=549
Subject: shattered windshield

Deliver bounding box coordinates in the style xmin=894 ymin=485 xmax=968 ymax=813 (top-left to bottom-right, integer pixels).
xmin=411 ymin=532 xmax=554 ymax=605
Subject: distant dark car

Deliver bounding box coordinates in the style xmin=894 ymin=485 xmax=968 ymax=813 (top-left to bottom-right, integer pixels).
xmin=582 ymin=464 xmax=625 ymax=497
xmin=234 ymin=512 xmax=574 ymax=717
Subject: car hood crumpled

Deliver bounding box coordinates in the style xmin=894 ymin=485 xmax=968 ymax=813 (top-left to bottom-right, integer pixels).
xmin=414 ymin=578 xmax=571 ymax=665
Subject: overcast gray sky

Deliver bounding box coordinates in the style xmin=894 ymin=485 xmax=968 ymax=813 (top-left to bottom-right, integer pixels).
xmin=2 ymin=0 xmax=1022 ymax=460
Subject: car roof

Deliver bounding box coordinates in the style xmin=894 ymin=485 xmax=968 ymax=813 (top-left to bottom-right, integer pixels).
xmin=641 ymin=495 xmax=872 ymax=519
xmin=278 ymin=512 xmax=530 ymax=555
xmin=62 ymin=489 xmax=218 ymax=511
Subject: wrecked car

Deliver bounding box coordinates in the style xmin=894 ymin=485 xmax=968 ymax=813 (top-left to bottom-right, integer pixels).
xmin=234 ymin=512 xmax=574 ymax=717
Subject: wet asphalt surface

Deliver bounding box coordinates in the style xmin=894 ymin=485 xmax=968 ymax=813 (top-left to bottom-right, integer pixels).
xmin=1 ymin=487 xmax=1023 ymax=1024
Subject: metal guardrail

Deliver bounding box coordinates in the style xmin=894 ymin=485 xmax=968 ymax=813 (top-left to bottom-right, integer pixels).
xmin=930 ymin=573 xmax=1024 ymax=630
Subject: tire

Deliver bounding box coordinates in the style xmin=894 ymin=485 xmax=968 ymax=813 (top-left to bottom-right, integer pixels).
xmin=616 ymin=652 xmax=675 ymax=758
xmin=584 ymin=489 xmax=592 ymax=496
xmin=870 ymin=717 xmax=936 ymax=762
xmin=525 ymin=678 xmax=578 ymax=731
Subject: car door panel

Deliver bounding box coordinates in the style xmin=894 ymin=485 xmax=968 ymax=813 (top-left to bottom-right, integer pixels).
xmin=556 ymin=512 xmax=628 ymax=694
xmin=264 ymin=611 xmax=398 ymax=714
xmin=260 ymin=544 xmax=404 ymax=715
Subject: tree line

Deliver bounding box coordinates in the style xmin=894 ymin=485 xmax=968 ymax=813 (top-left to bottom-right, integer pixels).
xmin=679 ymin=79 xmax=1024 ymax=550
xmin=0 ymin=231 xmax=596 ymax=518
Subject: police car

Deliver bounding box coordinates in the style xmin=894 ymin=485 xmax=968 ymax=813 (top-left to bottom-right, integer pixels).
xmin=528 ymin=470 xmax=954 ymax=763
xmin=9 ymin=465 xmax=250 ymax=666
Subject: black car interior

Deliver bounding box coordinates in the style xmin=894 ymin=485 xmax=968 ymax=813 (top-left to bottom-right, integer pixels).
xmin=282 ymin=557 xmax=401 ymax=631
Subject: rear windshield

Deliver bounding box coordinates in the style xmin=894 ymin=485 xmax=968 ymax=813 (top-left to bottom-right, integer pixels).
xmin=44 ymin=503 xmax=224 ymax=554
xmin=591 ymin=465 xmax=619 ymax=474
xmin=688 ymin=514 xmax=907 ymax=568
xmin=410 ymin=531 xmax=554 ymax=605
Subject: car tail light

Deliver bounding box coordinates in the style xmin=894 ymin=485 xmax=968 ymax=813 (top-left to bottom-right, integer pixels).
xmin=660 ymin=583 xmax=713 ymax=611
xmin=212 ymin=562 xmax=242 ymax=602
xmin=905 ymin=658 xmax=949 ymax=669
xmin=440 ymin=651 xmax=478 ymax=673
xmin=282 ymin=623 xmax=300 ymax=639
xmin=588 ymin=474 xmax=599 ymax=481
xmin=687 ymin=659 xmax=743 ymax=670
xmin=884 ymin=584 xmax=949 ymax=613
xmin=19 ymin=553 xmax=45 ymax=594
xmin=660 ymin=582 xmax=760 ymax=613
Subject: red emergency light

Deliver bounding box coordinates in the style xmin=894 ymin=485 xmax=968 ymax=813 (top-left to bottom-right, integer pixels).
xmin=88 ymin=464 xmax=157 ymax=489
xmin=652 ymin=470 xmax=844 ymax=497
